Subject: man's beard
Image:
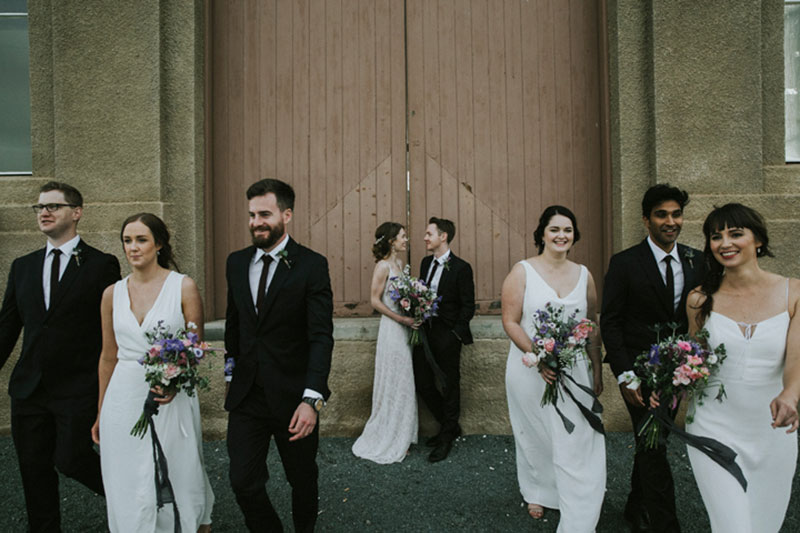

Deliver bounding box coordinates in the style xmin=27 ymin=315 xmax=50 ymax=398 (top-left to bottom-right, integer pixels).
xmin=250 ymin=220 xmax=285 ymax=250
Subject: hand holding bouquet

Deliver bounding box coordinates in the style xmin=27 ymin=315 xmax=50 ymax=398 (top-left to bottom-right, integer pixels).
xmin=131 ymin=320 xmax=224 ymax=437
xmin=522 ymin=303 xmax=604 ymax=434
xmin=388 ymin=265 xmax=441 ymax=345
xmin=618 ymin=325 xmax=726 ymax=449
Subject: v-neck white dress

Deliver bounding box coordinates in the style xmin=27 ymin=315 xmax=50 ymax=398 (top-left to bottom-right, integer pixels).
xmin=686 ymin=286 xmax=797 ymax=532
xmin=99 ymin=272 xmax=214 ymax=532
xmin=505 ymin=261 xmax=605 ymax=532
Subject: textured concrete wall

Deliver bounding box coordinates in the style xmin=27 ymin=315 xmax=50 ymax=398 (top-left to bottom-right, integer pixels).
xmin=607 ymin=0 xmax=800 ymax=283
xmin=194 ymin=317 xmax=632 ymax=440
xmin=0 ymin=1 xmax=205 ymax=433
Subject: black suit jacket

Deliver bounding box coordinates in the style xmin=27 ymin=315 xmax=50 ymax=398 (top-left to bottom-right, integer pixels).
xmin=0 ymin=240 xmax=121 ymax=401
xmin=224 ymin=238 xmax=334 ymax=417
xmin=420 ymin=252 xmax=475 ymax=345
xmin=600 ymin=239 xmax=704 ymax=378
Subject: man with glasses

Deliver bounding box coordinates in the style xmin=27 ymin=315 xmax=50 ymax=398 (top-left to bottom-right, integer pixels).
xmin=0 ymin=181 xmax=120 ymax=532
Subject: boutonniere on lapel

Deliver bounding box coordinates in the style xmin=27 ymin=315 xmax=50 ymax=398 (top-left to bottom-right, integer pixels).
xmin=72 ymin=243 xmax=86 ymax=267
xmin=442 ymin=255 xmax=452 ymax=271
xmin=277 ymin=249 xmax=292 ymax=269
xmin=682 ymin=248 xmax=695 ymax=269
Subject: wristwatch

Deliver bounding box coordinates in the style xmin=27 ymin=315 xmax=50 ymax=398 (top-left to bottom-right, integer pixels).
xmin=302 ymin=396 xmax=325 ymax=413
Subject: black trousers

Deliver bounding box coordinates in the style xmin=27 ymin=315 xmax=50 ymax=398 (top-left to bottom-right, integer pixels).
xmin=227 ymin=385 xmax=319 ymax=533
xmin=412 ymin=322 xmax=463 ymax=440
xmin=623 ymin=388 xmax=681 ymax=533
xmin=11 ymin=389 xmax=104 ymax=533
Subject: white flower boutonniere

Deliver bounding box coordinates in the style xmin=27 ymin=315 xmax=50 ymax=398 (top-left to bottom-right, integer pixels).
xmin=683 ymin=248 xmax=695 ymax=269
xmin=277 ymin=249 xmax=292 ymax=269
xmin=72 ymin=245 xmax=85 ymax=267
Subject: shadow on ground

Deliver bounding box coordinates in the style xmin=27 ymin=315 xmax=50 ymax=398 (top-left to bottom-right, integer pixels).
xmin=0 ymin=433 xmax=798 ymax=531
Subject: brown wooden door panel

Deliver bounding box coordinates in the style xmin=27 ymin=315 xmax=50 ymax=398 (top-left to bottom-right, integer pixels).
xmin=210 ymin=0 xmax=407 ymax=318
xmin=405 ymin=0 xmax=605 ymax=312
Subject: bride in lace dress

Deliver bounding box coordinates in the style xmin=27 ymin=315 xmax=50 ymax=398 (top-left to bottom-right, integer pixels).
xmin=92 ymin=214 xmax=214 ymax=532
xmin=684 ymin=203 xmax=799 ymax=532
xmin=352 ymin=222 xmax=419 ymax=463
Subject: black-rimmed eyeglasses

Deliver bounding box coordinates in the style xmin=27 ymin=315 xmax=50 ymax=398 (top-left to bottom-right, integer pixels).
xmin=31 ymin=203 xmax=78 ymax=214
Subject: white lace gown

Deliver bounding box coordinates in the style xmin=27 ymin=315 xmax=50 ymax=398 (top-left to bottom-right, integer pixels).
xmin=505 ymin=261 xmax=606 ymax=532
xmin=352 ymin=262 xmax=418 ymax=463
xmin=99 ymin=271 xmax=214 ymax=532
xmin=687 ymin=299 xmax=797 ymax=532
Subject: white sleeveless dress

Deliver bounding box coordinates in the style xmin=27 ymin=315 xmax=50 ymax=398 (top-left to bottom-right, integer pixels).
xmin=686 ymin=281 xmax=797 ymax=533
xmin=505 ymin=261 xmax=606 ymax=532
xmin=352 ymin=262 xmax=418 ymax=463
xmin=99 ymin=271 xmax=214 ymax=532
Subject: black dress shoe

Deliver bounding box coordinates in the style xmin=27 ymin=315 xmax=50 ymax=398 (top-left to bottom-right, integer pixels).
xmin=425 ymin=434 xmax=442 ymax=447
xmin=428 ymin=440 xmax=453 ymax=462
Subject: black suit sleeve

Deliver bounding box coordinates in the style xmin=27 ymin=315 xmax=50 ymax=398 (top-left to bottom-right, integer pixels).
xmin=600 ymin=254 xmax=631 ymax=377
xmin=101 ymin=254 xmax=122 ymax=290
xmin=0 ymin=260 xmax=23 ymax=370
xmin=224 ymin=254 xmax=241 ymax=364
xmin=453 ymin=261 xmax=475 ymax=342
xmin=304 ymin=255 xmax=334 ymax=397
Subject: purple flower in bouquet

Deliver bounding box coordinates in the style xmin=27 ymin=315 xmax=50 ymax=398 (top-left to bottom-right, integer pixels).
xmin=130 ymin=320 xmax=225 ymax=438
xmin=388 ymin=265 xmax=441 ymax=345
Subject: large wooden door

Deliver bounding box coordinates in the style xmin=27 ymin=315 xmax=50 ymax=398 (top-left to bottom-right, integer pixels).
xmin=209 ymin=0 xmax=607 ymax=317
xmin=406 ymin=0 xmax=606 ymax=311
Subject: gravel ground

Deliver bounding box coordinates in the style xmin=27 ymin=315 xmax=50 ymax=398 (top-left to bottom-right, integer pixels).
xmin=0 ymin=433 xmax=798 ymax=532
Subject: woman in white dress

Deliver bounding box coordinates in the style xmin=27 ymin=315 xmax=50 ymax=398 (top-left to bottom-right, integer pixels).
xmin=91 ymin=213 xmax=214 ymax=532
xmin=352 ymin=222 xmax=419 ymax=463
xmin=683 ymin=203 xmax=799 ymax=532
xmin=501 ymin=205 xmax=605 ymax=531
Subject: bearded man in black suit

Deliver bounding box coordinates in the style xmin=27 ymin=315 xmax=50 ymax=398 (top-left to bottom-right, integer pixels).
xmin=0 ymin=181 xmax=120 ymax=532
xmin=225 ymin=178 xmax=334 ymax=532
xmin=413 ymin=217 xmax=475 ymax=463
xmin=601 ymin=184 xmax=704 ymax=533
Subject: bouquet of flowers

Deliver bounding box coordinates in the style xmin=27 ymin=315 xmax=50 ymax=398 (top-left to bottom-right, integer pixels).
xmin=388 ymin=265 xmax=441 ymax=345
xmin=618 ymin=325 xmax=727 ymax=449
xmin=522 ymin=303 xmax=603 ymax=434
xmin=130 ymin=320 xmax=224 ymax=437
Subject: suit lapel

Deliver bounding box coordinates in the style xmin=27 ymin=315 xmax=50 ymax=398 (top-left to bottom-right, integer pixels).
xmin=635 ymin=240 xmax=672 ymax=317
xmin=33 ymin=249 xmax=47 ymax=315
xmin=257 ymin=238 xmax=295 ymax=323
xmin=240 ymin=247 xmax=258 ymax=322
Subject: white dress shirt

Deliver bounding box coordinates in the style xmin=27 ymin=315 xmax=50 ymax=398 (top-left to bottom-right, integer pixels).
xmin=43 ymin=235 xmax=81 ymax=310
xmin=244 ymin=235 xmax=321 ymax=400
xmin=646 ymin=236 xmax=684 ymax=312
xmin=427 ymin=249 xmax=451 ymax=293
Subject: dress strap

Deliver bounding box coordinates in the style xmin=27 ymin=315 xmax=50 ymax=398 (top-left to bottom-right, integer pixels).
xmin=786 ymin=277 xmax=790 ymax=312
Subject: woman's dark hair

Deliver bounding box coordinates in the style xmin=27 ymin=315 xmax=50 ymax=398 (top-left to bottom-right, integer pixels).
xmin=641 ymin=183 xmax=689 ymax=218
xmin=696 ymin=203 xmax=772 ymax=326
xmin=533 ymin=205 xmax=580 ymax=254
xmin=120 ymin=213 xmax=179 ymax=271
xmin=372 ymin=222 xmax=404 ymax=261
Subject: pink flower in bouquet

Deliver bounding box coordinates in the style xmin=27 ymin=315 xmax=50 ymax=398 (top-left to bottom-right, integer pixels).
xmin=543 ymin=338 xmax=556 ymax=352
xmin=573 ymin=319 xmax=593 ymax=341
xmin=164 ymin=364 xmax=181 ymax=380
xmin=182 ymin=339 xmax=192 ymax=347
xmin=400 ymin=298 xmax=411 ymax=311
xmin=677 ymin=340 xmax=692 ymax=352
xmin=686 ymin=354 xmax=703 ymax=366
xmin=521 ymin=352 xmax=538 ymax=368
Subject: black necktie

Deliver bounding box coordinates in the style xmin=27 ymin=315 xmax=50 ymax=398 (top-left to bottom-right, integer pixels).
xmin=664 ymin=255 xmax=675 ymax=313
xmin=256 ymin=254 xmax=273 ymax=315
xmin=426 ymin=260 xmax=439 ymax=286
xmin=49 ymin=249 xmax=62 ymax=307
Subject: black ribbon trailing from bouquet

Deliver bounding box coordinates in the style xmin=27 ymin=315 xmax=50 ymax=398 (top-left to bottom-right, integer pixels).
xmin=552 ymin=373 xmax=605 ymax=435
xmin=640 ymin=407 xmax=748 ymax=492
xmin=142 ymin=391 xmax=182 ymax=533
xmin=418 ymin=327 xmax=447 ymax=388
